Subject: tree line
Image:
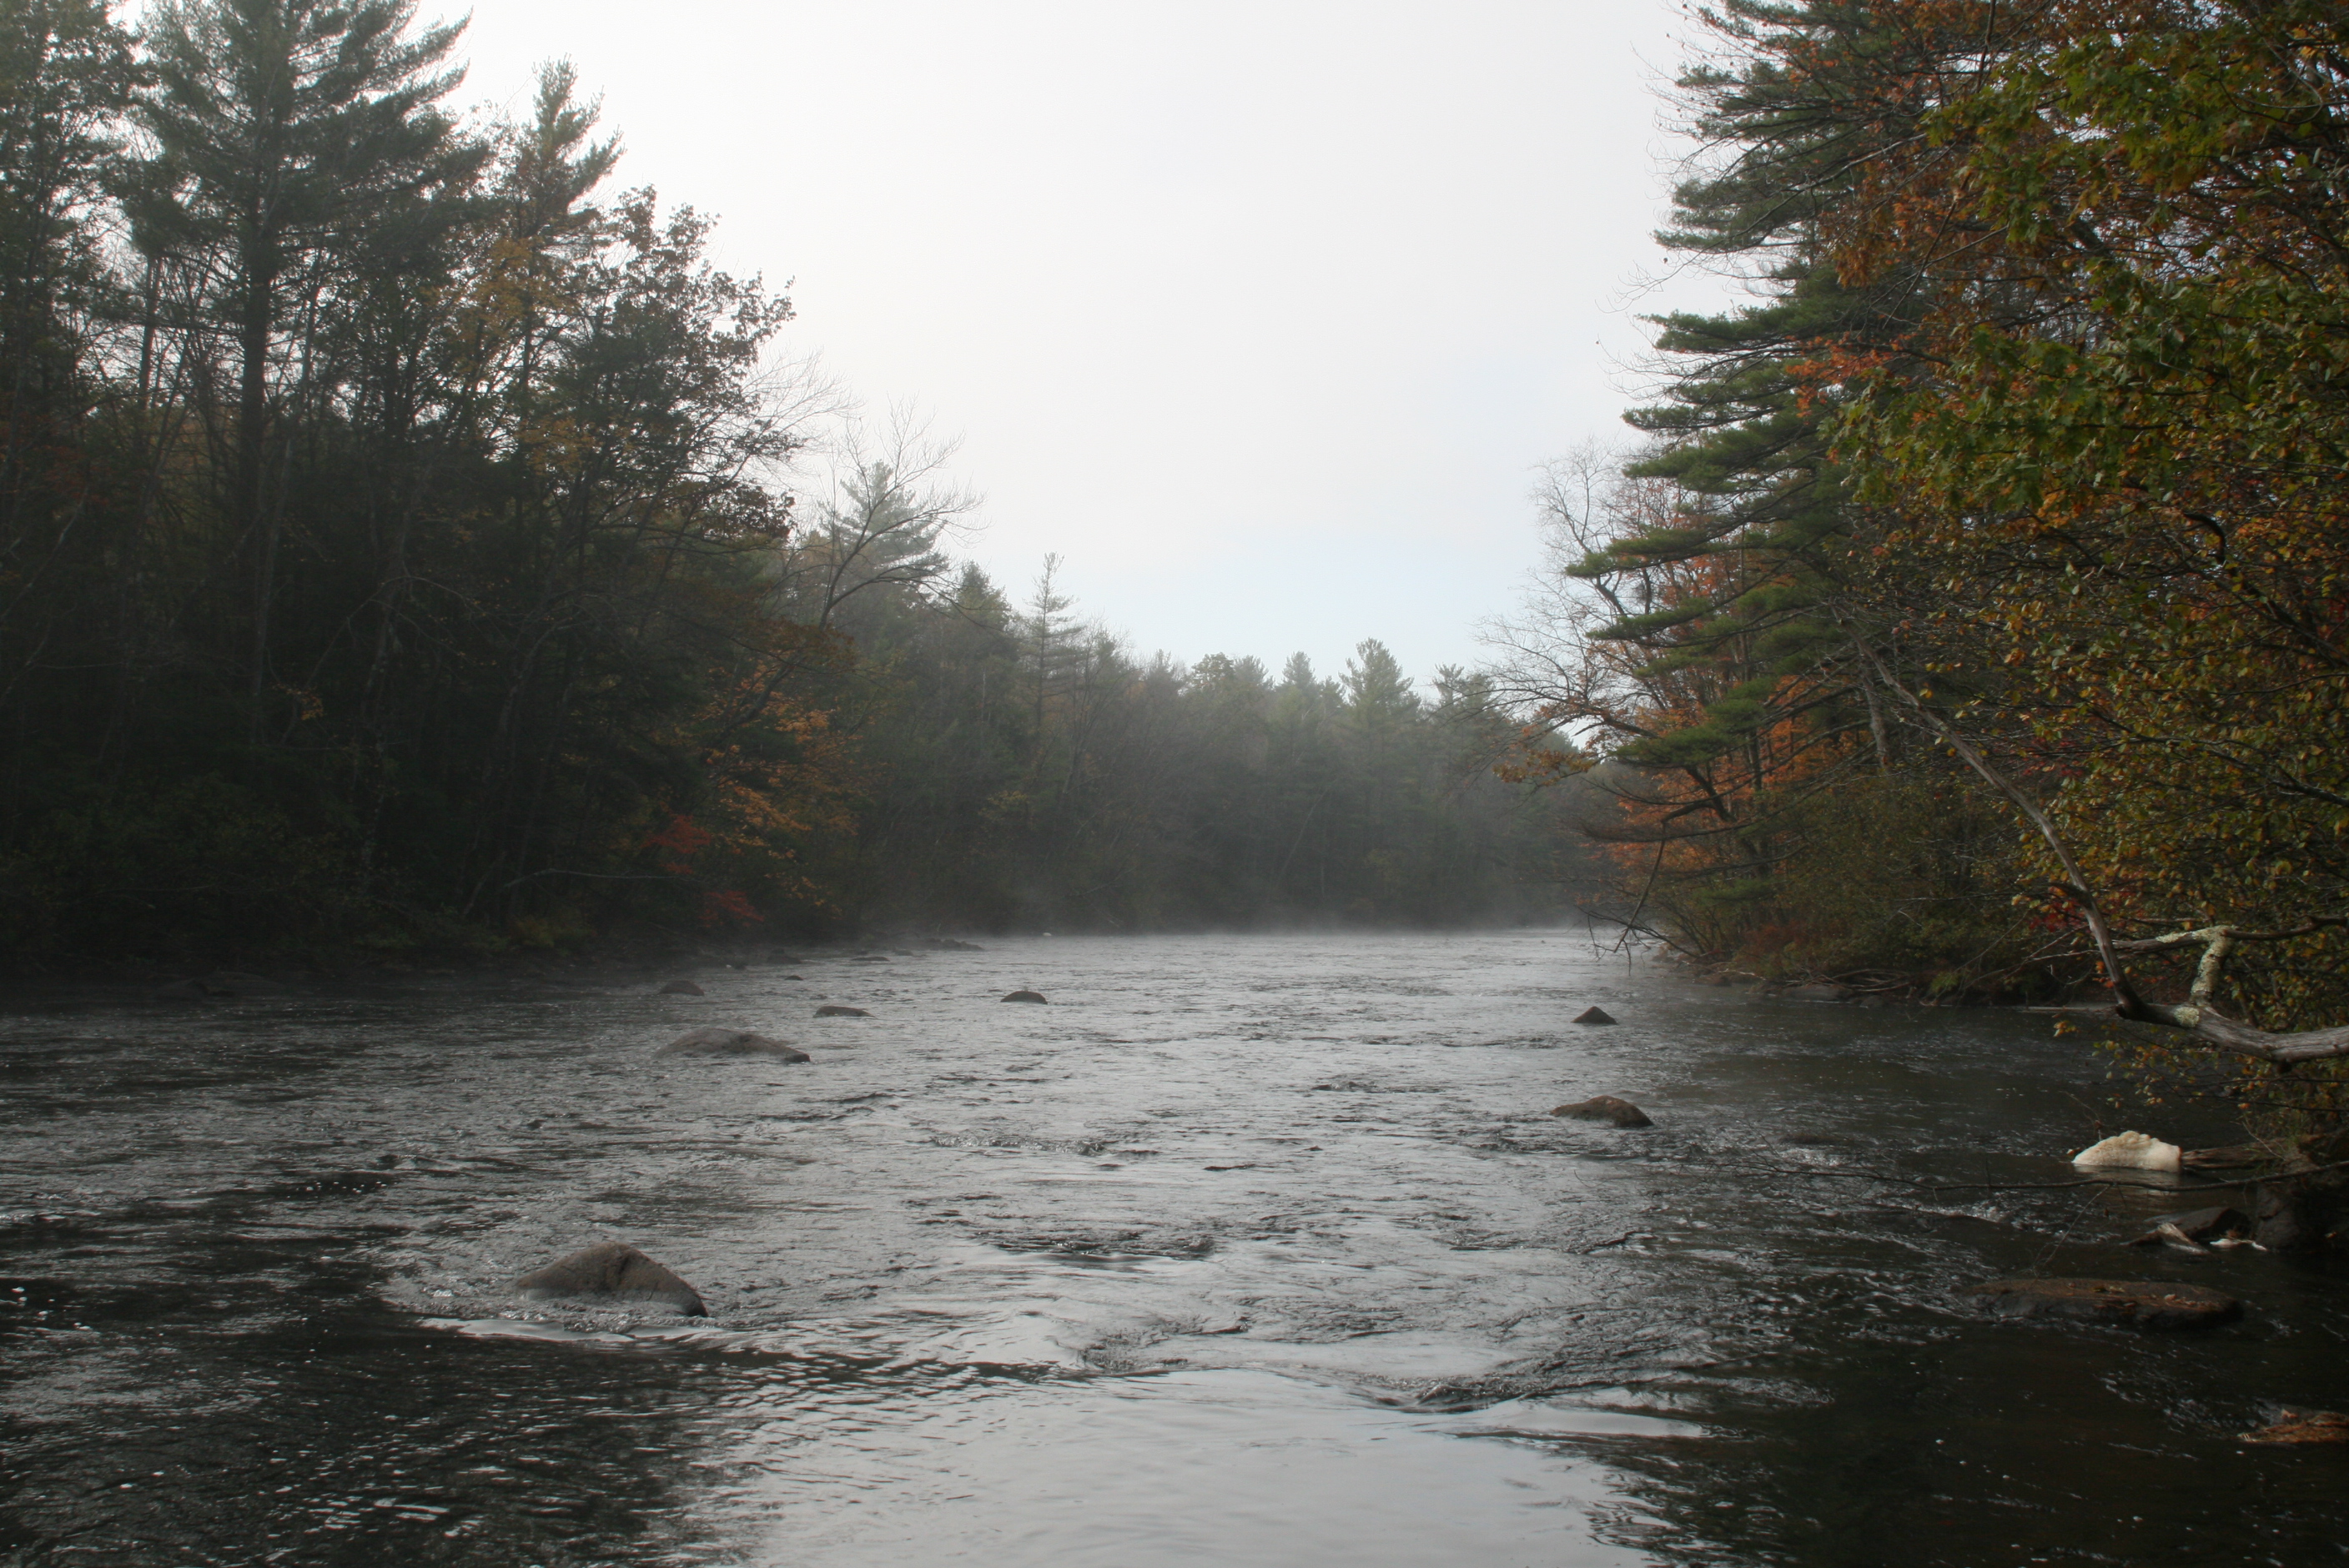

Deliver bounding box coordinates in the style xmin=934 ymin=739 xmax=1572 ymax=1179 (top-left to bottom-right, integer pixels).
xmin=1499 ymin=0 xmax=2349 ymax=1100
xmin=0 ymin=0 xmax=1584 ymax=959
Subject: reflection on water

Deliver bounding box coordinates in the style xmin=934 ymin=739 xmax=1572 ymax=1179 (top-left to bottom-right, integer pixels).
xmin=3 ymin=932 xmax=2345 ymax=1565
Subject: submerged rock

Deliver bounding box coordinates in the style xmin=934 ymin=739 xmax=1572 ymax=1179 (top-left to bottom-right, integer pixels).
xmin=2072 ymin=1130 xmax=2182 ymax=1172
xmin=2241 ymin=1408 xmax=2349 ymax=1445
xmin=814 ymin=1004 xmax=869 ymax=1018
xmin=657 ymin=1027 xmax=809 ymax=1063
xmin=1572 ymin=1006 xmax=1616 ymax=1025
xmin=1002 ymin=989 xmax=1048 ymax=1004
xmin=659 ymin=979 xmax=704 ymax=996
xmin=2128 ymin=1205 xmax=2251 ymax=1247
xmin=514 ymin=1242 xmax=707 ymax=1316
xmin=1963 ymin=1277 xmax=2240 ymax=1329
xmin=1552 ymin=1095 xmax=1653 ymax=1128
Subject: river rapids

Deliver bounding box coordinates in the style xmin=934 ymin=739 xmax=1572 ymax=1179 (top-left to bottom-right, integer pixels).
xmin=3 ymin=932 xmax=2344 ymax=1565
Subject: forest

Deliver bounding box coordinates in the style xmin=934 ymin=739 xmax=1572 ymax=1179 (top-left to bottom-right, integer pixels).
xmin=0 ymin=0 xmax=1585 ymax=961
xmin=5 ymin=0 xmax=2346 ymax=1105
xmin=1494 ymin=0 xmax=2349 ymax=1096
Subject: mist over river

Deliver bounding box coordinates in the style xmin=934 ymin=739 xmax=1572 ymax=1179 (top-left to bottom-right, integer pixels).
xmin=4 ymin=932 xmax=2346 ymax=1565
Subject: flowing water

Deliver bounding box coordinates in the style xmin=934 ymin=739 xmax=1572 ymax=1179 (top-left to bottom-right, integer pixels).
xmin=3 ymin=932 xmax=2345 ymax=1566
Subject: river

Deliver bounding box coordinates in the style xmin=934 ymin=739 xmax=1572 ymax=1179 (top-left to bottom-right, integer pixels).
xmin=3 ymin=931 xmax=2344 ymax=1565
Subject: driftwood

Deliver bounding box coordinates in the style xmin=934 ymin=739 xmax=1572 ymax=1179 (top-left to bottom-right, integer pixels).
xmin=1854 ymin=645 xmax=2349 ymax=1064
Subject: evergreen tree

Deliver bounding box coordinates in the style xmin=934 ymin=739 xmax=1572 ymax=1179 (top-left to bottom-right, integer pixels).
xmin=121 ymin=0 xmax=479 ymax=735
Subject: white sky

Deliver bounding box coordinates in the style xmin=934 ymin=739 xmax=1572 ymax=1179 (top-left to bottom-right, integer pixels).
xmin=454 ymin=0 xmax=1734 ymax=687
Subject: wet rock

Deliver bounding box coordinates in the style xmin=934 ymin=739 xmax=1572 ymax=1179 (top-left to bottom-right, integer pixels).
xmin=513 ymin=1242 xmax=707 ymax=1316
xmin=814 ymin=1004 xmax=869 ymax=1018
xmin=1963 ymin=1277 xmax=2241 ymax=1329
xmin=659 ymin=979 xmax=704 ymax=996
xmin=1002 ymin=989 xmax=1049 ymax=1004
xmin=1552 ymin=1095 xmax=1653 ymax=1128
xmin=2241 ymin=1408 xmax=2349 ymax=1445
xmin=853 ymin=954 xmax=891 ymax=964
xmin=2072 ymin=1130 xmax=2182 ymax=1172
xmin=1572 ymin=1006 xmax=1616 ymax=1025
xmin=1787 ymin=983 xmax=1848 ymax=1003
xmin=657 ymin=1027 xmax=809 ymax=1063
xmin=2127 ymin=1205 xmax=2251 ymax=1247
xmin=2252 ymin=1172 xmax=2349 ymax=1253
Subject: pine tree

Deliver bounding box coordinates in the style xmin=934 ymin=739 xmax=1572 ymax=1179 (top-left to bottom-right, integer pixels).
xmin=121 ymin=0 xmax=477 ymax=736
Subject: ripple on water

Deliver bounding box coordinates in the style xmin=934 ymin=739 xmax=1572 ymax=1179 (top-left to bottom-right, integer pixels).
xmin=3 ymin=932 xmax=2346 ymax=1565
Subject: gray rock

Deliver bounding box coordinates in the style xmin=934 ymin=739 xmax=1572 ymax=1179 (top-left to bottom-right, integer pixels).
xmin=1963 ymin=1277 xmax=2241 ymax=1329
xmin=2251 ymin=1161 xmax=2349 ymax=1252
xmin=1787 ymin=983 xmax=1849 ymax=1003
xmin=659 ymin=979 xmax=704 ymax=996
xmin=1552 ymin=1095 xmax=1653 ymax=1128
xmin=657 ymin=1027 xmax=809 ymax=1063
xmin=1002 ymin=989 xmax=1048 ymax=1004
xmin=815 ymin=1004 xmax=869 ymax=1018
xmin=1572 ymin=1006 xmax=1616 ymax=1025
xmin=514 ymin=1242 xmax=707 ymax=1315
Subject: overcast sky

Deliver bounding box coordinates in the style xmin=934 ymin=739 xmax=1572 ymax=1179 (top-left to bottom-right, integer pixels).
xmin=453 ymin=0 xmax=1733 ymax=687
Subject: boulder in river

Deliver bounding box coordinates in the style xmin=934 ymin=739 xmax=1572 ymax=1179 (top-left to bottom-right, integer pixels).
xmin=1963 ymin=1277 xmax=2241 ymax=1329
xmin=2241 ymin=1408 xmax=2349 ymax=1445
xmin=1002 ymin=989 xmax=1048 ymax=1004
xmin=659 ymin=979 xmax=704 ymax=996
xmin=2071 ymin=1130 xmax=2182 ymax=1171
xmin=1552 ymin=1095 xmax=1653 ymax=1128
xmin=814 ymin=1004 xmax=869 ymax=1018
xmin=1572 ymin=1006 xmax=1616 ymax=1025
xmin=2252 ymin=1171 xmax=2349 ymax=1253
xmin=513 ymin=1242 xmax=707 ymax=1316
xmin=657 ymin=1027 xmax=809 ymax=1063
xmin=2128 ymin=1205 xmax=2251 ymax=1247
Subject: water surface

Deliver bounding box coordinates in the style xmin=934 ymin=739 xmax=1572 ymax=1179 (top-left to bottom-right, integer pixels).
xmin=4 ymin=932 xmax=2344 ymax=1565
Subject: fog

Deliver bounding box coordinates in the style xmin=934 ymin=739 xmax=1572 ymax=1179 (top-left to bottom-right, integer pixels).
xmin=453 ymin=0 xmax=1741 ymax=681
